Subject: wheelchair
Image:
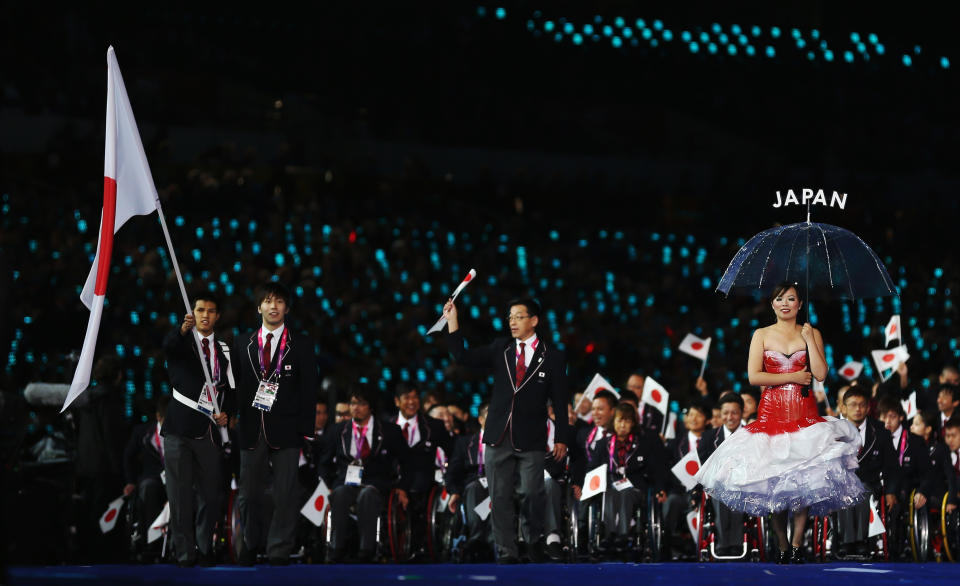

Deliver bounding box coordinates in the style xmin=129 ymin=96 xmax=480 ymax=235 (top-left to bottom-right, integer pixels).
xmin=578 ymin=485 xmax=665 ymax=562
xmin=124 ymin=487 xmax=173 ymax=564
xmin=322 ymin=486 xmax=412 ymax=563
xmin=694 ymin=490 xmax=766 ymax=562
xmin=827 ymin=488 xmax=893 ymax=561
xmin=940 ymin=492 xmax=960 ymax=562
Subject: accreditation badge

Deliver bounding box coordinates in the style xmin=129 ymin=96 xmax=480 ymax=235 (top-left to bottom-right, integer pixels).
xmin=252 ymin=379 xmax=279 ymax=412
xmin=196 ymin=383 xmax=216 ymax=416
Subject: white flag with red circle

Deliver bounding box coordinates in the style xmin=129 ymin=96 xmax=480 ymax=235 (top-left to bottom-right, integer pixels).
xmin=671 ymin=449 xmax=702 ymax=491
xmin=62 ymin=46 xmax=160 ymax=413
xmin=868 ymin=495 xmax=886 ymax=537
xmin=474 ymin=495 xmax=493 ymax=521
xmin=838 ymin=361 xmax=864 ymax=382
xmin=98 ymin=495 xmax=125 ymax=533
xmin=901 ymin=391 xmax=917 ymax=422
xmin=641 ymin=376 xmax=670 ymax=415
xmin=300 ymin=478 xmax=331 ymax=527
xmin=679 ymin=333 xmax=711 ymax=361
xmin=147 ymin=501 xmax=170 ymax=543
xmin=427 ymin=269 xmax=477 ymax=334
xmin=580 ymin=465 xmax=608 ymax=501
xmin=884 ymin=315 xmax=901 ymax=347
xmin=574 ymin=373 xmax=620 ymax=412
xmin=871 ymin=345 xmax=910 ymax=381
xmin=686 ymin=509 xmax=700 ymax=548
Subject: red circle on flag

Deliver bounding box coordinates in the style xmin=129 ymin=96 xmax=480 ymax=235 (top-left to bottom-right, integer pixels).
xmin=842 ymin=368 xmax=855 ymax=377
xmin=105 ymin=509 xmax=117 ymax=523
xmin=882 ymin=353 xmax=895 ymax=362
xmin=691 ymin=342 xmax=704 ymax=350
xmin=891 ymin=324 xmax=897 ymax=333
xmin=314 ymin=495 xmax=325 ymax=511
xmin=685 ymin=461 xmax=699 ymax=475
xmin=589 ymin=475 xmax=601 ymax=491
xmin=692 ymin=517 xmax=699 ymax=529
xmin=464 ymin=273 xmax=473 ymax=282
xmin=441 ymin=488 xmax=448 ymax=499
xmin=869 ymin=509 xmax=874 ymax=523
xmin=651 ymin=389 xmax=663 ymax=403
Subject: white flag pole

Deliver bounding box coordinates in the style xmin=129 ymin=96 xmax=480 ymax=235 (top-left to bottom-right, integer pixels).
xmin=698 ymin=356 xmax=708 ymax=379
xmin=154 ymin=202 xmax=230 ymax=444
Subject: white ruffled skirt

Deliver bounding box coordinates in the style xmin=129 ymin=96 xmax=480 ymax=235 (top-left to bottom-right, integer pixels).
xmin=694 ymin=417 xmax=866 ymax=516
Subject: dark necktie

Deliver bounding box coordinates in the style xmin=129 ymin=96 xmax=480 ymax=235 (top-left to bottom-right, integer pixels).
xmin=201 ymin=337 xmax=212 ymax=373
xmin=402 ymin=422 xmax=410 ymax=445
xmin=262 ymin=332 xmax=273 ymax=376
xmin=515 ymin=342 xmax=527 ymax=387
xmin=358 ymin=427 xmax=371 ymax=459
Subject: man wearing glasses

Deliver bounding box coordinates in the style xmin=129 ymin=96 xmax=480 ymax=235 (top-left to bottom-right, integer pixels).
xmin=443 ymin=297 xmax=572 ymax=564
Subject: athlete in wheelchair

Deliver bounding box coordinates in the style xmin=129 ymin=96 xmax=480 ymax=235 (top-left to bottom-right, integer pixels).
xmin=937 ymin=416 xmax=960 ymax=561
xmin=580 ymin=404 xmax=668 ymax=561
xmin=321 ymin=385 xmax=413 ymax=563
xmin=694 ymin=393 xmax=768 ymax=561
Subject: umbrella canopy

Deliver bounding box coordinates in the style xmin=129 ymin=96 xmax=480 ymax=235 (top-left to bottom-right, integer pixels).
xmin=716 ymin=221 xmax=898 ymax=301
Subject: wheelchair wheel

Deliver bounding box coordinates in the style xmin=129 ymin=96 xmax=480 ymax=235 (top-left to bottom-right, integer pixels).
xmin=943 ymin=492 xmax=960 ymax=562
xmin=644 ymin=490 xmax=664 ymax=562
xmin=908 ymin=490 xmax=930 ymax=562
xmin=696 ymin=492 xmax=710 ymax=562
xmin=585 ymin=498 xmax=603 ymax=556
xmin=811 ymin=516 xmax=829 ymax=562
xmin=566 ymin=490 xmax=580 ymax=558
xmin=885 ymin=501 xmax=903 ymax=560
xmin=426 ymin=485 xmax=455 ymax=562
xmin=754 ymin=514 xmax=768 ymax=562
xmin=226 ymin=489 xmax=242 ymax=564
xmin=878 ymin=493 xmax=890 ymax=561
xmin=387 ymin=489 xmax=413 ymax=563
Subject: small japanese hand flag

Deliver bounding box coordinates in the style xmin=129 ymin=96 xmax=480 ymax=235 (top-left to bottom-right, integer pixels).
xmin=574 ymin=373 xmax=619 ymax=412
xmin=671 ymin=450 xmax=702 ymax=491
xmin=901 ymin=391 xmax=918 ymax=421
xmin=871 ymin=345 xmax=910 ymax=381
xmin=868 ymin=495 xmax=886 ymax=537
xmin=838 ymin=361 xmax=864 ymax=382
xmin=580 ymin=465 xmax=608 ymax=501
xmin=427 ymin=269 xmax=477 ymax=334
xmin=474 ymin=495 xmax=493 ymax=521
xmin=686 ymin=509 xmax=701 ymax=548
xmin=664 ymin=411 xmax=678 ymax=440
xmin=641 ymin=376 xmax=670 ymax=415
xmin=885 ymin=315 xmax=901 ymax=347
xmin=147 ymin=501 xmax=170 ymax=543
xmin=99 ymin=495 xmax=125 ymax=533
xmin=679 ymin=333 xmax=711 ymax=361
xmin=300 ymin=478 xmax=331 ymax=527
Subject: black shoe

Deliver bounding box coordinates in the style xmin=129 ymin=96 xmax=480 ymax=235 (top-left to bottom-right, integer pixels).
xmin=528 ymin=540 xmax=547 ymax=563
xmin=326 ymin=549 xmax=345 ymax=564
xmin=855 ymin=541 xmax=871 ymax=556
xmin=776 ymin=548 xmax=790 ymax=564
xmin=545 ymin=541 xmax=564 ymax=562
xmin=268 ymin=556 xmax=290 ymax=566
xmin=790 ymin=546 xmax=805 ymax=564
xmin=238 ymin=548 xmax=256 ymax=567
xmin=177 ymin=558 xmax=197 ymax=568
xmin=198 ymin=552 xmax=216 ymax=567
xmin=497 ymin=554 xmax=520 ymax=565
xmin=355 ymin=550 xmax=375 ymax=563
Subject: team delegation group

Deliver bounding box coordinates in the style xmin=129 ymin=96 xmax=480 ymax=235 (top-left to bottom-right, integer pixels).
xmin=133 ymin=280 xmax=960 ymax=566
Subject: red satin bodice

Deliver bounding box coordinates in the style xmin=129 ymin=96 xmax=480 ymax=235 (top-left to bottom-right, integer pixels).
xmin=746 ymin=350 xmax=825 ymax=435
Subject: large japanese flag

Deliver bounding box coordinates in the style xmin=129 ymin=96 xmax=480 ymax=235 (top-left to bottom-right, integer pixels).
xmin=838 ymin=361 xmax=864 ymax=382
xmin=871 ymin=345 xmax=910 ymax=381
xmin=98 ymin=495 xmax=125 ymax=533
xmin=63 ymin=46 xmax=159 ymax=412
xmin=641 ymin=376 xmax=670 ymax=415
xmin=671 ymin=449 xmax=701 ymax=491
xmin=884 ymin=315 xmax=901 ymax=347
xmin=300 ymin=478 xmax=331 ymax=527
xmin=678 ymin=333 xmax=711 ymax=361
xmin=868 ymin=495 xmax=886 ymax=537
xmin=580 ymin=465 xmax=608 ymax=501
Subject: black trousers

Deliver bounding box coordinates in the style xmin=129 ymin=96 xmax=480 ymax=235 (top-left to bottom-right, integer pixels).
xmin=238 ymin=435 xmax=300 ymax=559
xmin=329 ymin=484 xmax=384 ymax=553
xmin=163 ymin=433 xmax=222 ymax=561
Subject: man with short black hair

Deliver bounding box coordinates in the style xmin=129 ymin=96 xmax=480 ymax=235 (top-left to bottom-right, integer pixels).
xmin=162 ymin=293 xmax=234 ymax=566
xmin=443 ymin=296 xmax=571 ymax=563
xmin=234 ymin=282 xmax=319 ymax=565
xmin=936 ymin=385 xmax=960 ymax=439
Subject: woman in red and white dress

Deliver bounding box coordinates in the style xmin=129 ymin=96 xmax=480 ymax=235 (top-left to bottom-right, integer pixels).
xmin=696 ymin=282 xmax=864 ymax=563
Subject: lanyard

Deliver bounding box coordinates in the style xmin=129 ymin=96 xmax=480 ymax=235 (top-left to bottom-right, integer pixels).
xmin=203 ymin=338 xmax=220 ymax=384
xmin=516 ymin=337 xmax=539 ymax=362
xmin=154 ymin=426 xmax=164 ymax=462
xmin=257 ymin=328 xmax=288 ymax=379
xmin=608 ymin=434 xmax=632 ymax=471
xmin=897 ymin=429 xmax=907 ymax=466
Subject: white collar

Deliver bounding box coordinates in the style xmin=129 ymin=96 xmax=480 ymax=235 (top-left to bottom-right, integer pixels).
xmin=722 ymin=423 xmax=742 ymax=438
xmin=516 ymin=333 xmax=538 ymax=349
xmin=857 ymin=419 xmax=868 ymax=434
xmin=892 ymin=425 xmax=903 ymax=441
xmin=397 ymin=412 xmax=418 ymax=427
xmin=199 ymin=332 xmax=216 ymax=345
xmin=260 ymin=323 xmax=285 ymax=339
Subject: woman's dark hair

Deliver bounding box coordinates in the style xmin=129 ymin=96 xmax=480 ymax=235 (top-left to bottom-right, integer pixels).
xmin=613 ymin=403 xmax=638 ymax=424
xmin=913 ymin=409 xmax=937 ymax=429
xmin=769 ymin=281 xmax=804 ymax=305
